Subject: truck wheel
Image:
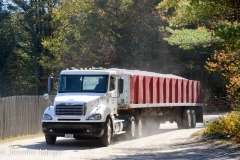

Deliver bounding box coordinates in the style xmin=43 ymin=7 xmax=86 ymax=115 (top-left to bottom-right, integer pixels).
xmin=45 ymin=135 xmax=56 ymax=145
xmin=100 ymin=117 xmax=112 ymax=147
xmin=127 ymin=116 xmax=136 ymax=139
xmin=137 ymin=118 xmax=143 ymax=138
xmin=182 ymin=109 xmax=192 ymax=129
xmin=191 ymin=110 xmax=196 ymax=128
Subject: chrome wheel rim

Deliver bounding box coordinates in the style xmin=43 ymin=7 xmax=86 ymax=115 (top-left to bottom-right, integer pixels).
xmin=107 ymin=119 xmax=112 ymax=143
xmin=187 ymin=110 xmax=191 ymax=127
xmin=131 ymin=119 xmax=136 ymax=137
xmin=192 ymin=110 xmax=196 ymax=126
xmin=138 ymin=119 xmax=142 ymax=136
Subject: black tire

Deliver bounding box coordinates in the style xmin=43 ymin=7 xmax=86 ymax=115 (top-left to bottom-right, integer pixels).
xmin=191 ymin=110 xmax=196 ymax=128
xmin=136 ymin=118 xmax=143 ymax=138
xmin=100 ymin=117 xmax=112 ymax=147
xmin=45 ymin=135 xmax=56 ymax=145
xmin=182 ymin=109 xmax=192 ymax=129
xmin=127 ymin=116 xmax=136 ymax=139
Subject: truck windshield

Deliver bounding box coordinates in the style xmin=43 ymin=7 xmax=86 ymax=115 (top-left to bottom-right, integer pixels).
xmin=58 ymin=75 xmax=109 ymax=93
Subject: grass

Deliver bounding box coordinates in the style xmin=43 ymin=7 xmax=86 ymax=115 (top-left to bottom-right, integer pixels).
xmin=0 ymin=133 xmax=44 ymax=144
xmin=191 ymin=129 xmax=205 ymax=137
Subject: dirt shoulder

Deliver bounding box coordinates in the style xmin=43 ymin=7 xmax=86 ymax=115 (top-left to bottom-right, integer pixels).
xmin=184 ymin=136 xmax=240 ymax=160
xmin=0 ymin=134 xmax=44 ymax=144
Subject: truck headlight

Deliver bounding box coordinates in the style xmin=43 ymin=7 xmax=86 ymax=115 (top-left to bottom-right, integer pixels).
xmin=86 ymin=114 xmax=102 ymax=120
xmin=42 ymin=114 xmax=52 ymax=120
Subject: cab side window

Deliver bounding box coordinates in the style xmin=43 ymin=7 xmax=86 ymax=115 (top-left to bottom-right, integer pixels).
xmin=110 ymin=76 xmax=115 ymax=91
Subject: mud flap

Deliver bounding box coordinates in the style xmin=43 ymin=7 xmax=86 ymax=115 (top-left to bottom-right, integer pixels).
xmin=196 ymin=106 xmax=203 ymax=123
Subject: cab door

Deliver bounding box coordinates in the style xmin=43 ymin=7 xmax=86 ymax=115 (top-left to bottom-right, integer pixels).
xmin=108 ymin=75 xmax=118 ymax=114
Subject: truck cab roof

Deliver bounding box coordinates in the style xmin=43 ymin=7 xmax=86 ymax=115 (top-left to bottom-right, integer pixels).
xmin=60 ymin=69 xmax=116 ymax=75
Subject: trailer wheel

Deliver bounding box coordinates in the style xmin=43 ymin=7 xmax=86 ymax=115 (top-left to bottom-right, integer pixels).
xmin=191 ymin=110 xmax=196 ymax=128
xmin=100 ymin=117 xmax=112 ymax=147
xmin=183 ymin=109 xmax=192 ymax=129
xmin=45 ymin=135 xmax=56 ymax=145
xmin=127 ymin=116 xmax=136 ymax=139
xmin=137 ymin=118 xmax=143 ymax=138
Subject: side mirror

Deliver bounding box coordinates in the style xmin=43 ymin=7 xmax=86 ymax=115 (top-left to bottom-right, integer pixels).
xmin=48 ymin=77 xmax=53 ymax=93
xmin=118 ymin=78 xmax=124 ymax=94
xmin=43 ymin=93 xmax=49 ymax=100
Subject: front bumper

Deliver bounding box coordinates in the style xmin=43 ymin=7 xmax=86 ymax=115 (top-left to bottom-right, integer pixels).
xmin=42 ymin=122 xmax=105 ymax=138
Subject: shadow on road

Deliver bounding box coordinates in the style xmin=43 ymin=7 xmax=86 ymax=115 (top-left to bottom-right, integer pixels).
xmin=105 ymin=140 xmax=240 ymax=160
xmin=16 ymin=128 xmax=181 ymax=151
xmin=16 ymin=122 xmax=205 ymax=152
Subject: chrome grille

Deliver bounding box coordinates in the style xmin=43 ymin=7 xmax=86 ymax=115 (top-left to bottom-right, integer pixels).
xmin=55 ymin=105 xmax=84 ymax=115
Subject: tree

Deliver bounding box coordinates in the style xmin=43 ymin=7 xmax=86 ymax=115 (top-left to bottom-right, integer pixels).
xmin=0 ymin=0 xmax=57 ymax=96
xmin=0 ymin=0 xmax=16 ymax=97
xmin=5 ymin=0 xmax=56 ymax=95
xmin=42 ymin=0 xmax=165 ymax=71
xmin=158 ymin=0 xmax=240 ymax=106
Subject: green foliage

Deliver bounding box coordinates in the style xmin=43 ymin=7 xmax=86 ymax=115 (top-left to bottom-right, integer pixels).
xmin=191 ymin=129 xmax=205 ymax=137
xmin=0 ymin=0 xmax=232 ymax=98
xmin=0 ymin=0 xmax=56 ymax=96
xmin=0 ymin=4 xmax=16 ymax=96
xmin=205 ymin=112 xmax=240 ymax=142
xmin=42 ymin=0 xmax=101 ymax=72
xmin=158 ymin=0 xmax=240 ymax=103
xmin=159 ymin=0 xmax=240 ymax=27
xmin=42 ymin=0 xmax=164 ymax=71
xmin=3 ymin=0 xmax=180 ymax=96
xmin=215 ymin=23 xmax=240 ymax=48
xmin=205 ymin=120 xmax=224 ymax=135
xmin=164 ymin=27 xmax=220 ymax=50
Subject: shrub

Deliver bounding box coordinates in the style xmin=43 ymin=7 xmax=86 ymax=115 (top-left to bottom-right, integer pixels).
xmin=205 ymin=112 xmax=240 ymax=142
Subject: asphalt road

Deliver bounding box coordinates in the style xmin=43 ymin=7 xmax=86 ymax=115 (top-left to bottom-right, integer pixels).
xmin=0 ymin=114 xmax=239 ymax=160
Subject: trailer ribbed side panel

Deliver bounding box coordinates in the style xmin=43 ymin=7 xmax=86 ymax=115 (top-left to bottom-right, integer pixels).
xmin=182 ymin=79 xmax=188 ymax=103
xmin=130 ymin=75 xmax=138 ymax=104
xmin=177 ymin=79 xmax=182 ymax=103
xmin=158 ymin=77 xmax=165 ymax=103
xmin=138 ymin=76 xmax=144 ymax=104
xmin=187 ymin=80 xmax=193 ymax=103
xmin=109 ymin=68 xmax=202 ymax=107
xmin=145 ymin=77 xmax=151 ymax=103
xmin=129 ymin=76 xmax=202 ymax=106
xmin=192 ymin=81 xmax=197 ymax=103
xmin=152 ymin=77 xmax=158 ymax=103
xmin=170 ymin=78 xmax=177 ymax=103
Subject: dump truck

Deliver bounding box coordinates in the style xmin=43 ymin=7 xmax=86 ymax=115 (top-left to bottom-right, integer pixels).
xmin=42 ymin=68 xmax=203 ymax=146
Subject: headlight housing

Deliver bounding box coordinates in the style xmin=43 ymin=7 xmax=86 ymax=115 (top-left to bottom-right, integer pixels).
xmin=42 ymin=114 xmax=52 ymax=120
xmin=86 ymin=114 xmax=102 ymax=120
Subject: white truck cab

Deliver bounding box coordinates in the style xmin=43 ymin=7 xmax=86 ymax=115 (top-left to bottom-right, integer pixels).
xmin=42 ymin=69 xmax=125 ymax=146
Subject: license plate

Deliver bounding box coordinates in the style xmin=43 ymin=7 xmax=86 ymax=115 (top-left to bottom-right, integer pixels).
xmin=65 ymin=134 xmax=73 ymax=138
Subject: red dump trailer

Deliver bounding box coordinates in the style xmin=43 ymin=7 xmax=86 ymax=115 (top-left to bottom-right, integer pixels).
xmin=42 ymin=68 xmax=203 ymax=146
xmin=111 ymin=68 xmax=203 ymax=131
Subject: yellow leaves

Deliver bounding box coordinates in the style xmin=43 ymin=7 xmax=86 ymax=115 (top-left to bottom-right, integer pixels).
xmin=205 ymin=112 xmax=240 ymax=142
xmin=206 ymin=48 xmax=240 ymax=102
